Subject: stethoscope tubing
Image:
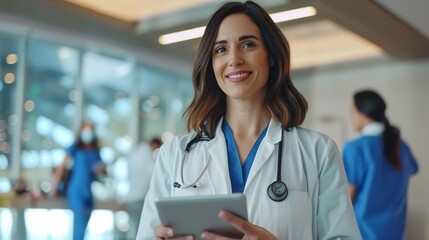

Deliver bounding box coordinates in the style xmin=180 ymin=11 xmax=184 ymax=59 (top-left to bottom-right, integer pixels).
xmin=179 ymin=153 xmax=211 ymax=189
xmin=174 ymin=133 xmax=212 ymax=189
xmin=173 ymin=130 xmax=288 ymax=201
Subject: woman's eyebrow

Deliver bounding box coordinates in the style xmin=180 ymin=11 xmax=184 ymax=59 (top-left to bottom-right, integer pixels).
xmin=214 ymin=35 xmax=260 ymax=45
xmin=214 ymin=40 xmax=227 ymax=45
xmin=238 ymin=35 xmax=259 ymax=41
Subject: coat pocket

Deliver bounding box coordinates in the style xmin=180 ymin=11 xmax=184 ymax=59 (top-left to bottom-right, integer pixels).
xmin=259 ymin=191 xmax=313 ymax=240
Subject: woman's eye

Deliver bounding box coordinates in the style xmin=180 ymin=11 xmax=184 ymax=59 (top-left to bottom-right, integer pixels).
xmin=214 ymin=46 xmax=226 ymax=54
xmin=243 ymin=41 xmax=256 ymax=49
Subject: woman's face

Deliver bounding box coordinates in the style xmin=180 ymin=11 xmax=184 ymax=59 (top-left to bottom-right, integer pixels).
xmin=81 ymin=122 xmax=94 ymax=132
xmin=350 ymin=100 xmax=366 ymax=132
xmin=211 ymin=13 xmax=270 ymax=101
xmin=80 ymin=122 xmax=95 ymax=143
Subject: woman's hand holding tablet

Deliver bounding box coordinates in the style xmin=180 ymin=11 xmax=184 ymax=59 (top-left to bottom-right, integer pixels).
xmin=155 ymin=194 xmax=248 ymax=239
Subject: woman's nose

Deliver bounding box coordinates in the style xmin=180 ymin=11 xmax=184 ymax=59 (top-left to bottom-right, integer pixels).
xmin=228 ymin=50 xmax=244 ymax=66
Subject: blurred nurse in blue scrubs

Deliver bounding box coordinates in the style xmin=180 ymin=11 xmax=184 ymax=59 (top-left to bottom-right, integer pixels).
xmin=343 ymin=89 xmax=419 ymax=240
xmin=53 ymin=121 xmax=106 ymax=240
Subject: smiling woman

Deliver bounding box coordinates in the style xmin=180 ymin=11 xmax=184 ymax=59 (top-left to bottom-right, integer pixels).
xmin=136 ymin=1 xmax=361 ymax=240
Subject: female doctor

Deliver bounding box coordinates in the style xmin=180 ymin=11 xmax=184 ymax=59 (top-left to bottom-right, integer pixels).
xmin=137 ymin=1 xmax=361 ymax=239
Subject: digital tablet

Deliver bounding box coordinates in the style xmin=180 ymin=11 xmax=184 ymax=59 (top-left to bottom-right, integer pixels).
xmin=155 ymin=194 xmax=248 ymax=239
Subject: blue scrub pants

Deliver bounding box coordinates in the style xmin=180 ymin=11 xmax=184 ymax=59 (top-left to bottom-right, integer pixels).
xmin=68 ymin=193 xmax=93 ymax=240
xmin=72 ymin=208 xmax=92 ymax=240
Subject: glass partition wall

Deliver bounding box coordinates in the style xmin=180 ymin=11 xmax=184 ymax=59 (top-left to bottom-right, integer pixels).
xmin=0 ymin=34 xmax=20 ymax=173
xmin=0 ymin=34 xmax=23 ymax=240
xmin=0 ymin=24 xmax=193 ymax=239
xmin=138 ymin=66 xmax=193 ymax=141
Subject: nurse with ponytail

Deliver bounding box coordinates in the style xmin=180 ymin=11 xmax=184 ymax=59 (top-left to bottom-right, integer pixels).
xmin=343 ymin=89 xmax=419 ymax=240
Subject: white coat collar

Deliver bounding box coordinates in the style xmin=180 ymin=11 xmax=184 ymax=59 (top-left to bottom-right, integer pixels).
xmin=245 ymin=118 xmax=283 ymax=189
xmin=205 ymin=118 xmax=231 ymax=192
xmin=210 ymin=117 xmax=283 ymax=145
xmin=361 ymin=122 xmax=384 ymax=136
xmin=265 ymin=118 xmax=283 ymax=144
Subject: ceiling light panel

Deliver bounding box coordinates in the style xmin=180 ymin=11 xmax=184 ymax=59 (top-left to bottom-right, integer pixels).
xmin=158 ymin=26 xmax=206 ymax=45
xmin=284 ymin=20 xmax=384 ymax=69
xmin=65 ymin=0 xmax=216 ymax=22
xmin=158 ymin=6 xmax=317 ymax=45
xmin=270 ymin=6 xmax=317 ymax=23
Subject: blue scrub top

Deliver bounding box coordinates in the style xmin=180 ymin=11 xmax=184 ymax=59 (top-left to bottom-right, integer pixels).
xmin=222 ymin=120 xmax=268 ymax=193
xmin=343 ymin=135 xmax=418 ymax=240
xmin=66 ymin=143 xmax=102 ymax=209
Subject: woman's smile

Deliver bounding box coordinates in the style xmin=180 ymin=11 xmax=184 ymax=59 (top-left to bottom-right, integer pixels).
xmin=226 ymin=71 xmax=252 ymax=82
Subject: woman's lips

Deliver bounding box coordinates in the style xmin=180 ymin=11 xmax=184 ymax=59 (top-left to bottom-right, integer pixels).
xmin=226 ymin=71 xmax=252 ymax=82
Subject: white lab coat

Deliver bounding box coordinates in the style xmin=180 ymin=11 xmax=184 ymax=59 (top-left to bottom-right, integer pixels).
xmin=137 ymin=119 xmax=361 ymax=239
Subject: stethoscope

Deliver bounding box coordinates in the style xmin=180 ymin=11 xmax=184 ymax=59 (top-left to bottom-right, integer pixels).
xmin=173 ymin=130 xmax=289 ymax=202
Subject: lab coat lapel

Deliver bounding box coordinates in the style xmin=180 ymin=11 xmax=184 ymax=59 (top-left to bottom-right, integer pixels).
xmin=245 ymin=119 xmax=282 ymax=189
xmin=207 ymin=120 xmax=232 ymax=193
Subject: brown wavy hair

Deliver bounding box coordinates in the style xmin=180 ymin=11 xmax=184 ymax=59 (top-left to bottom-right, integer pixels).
xmin=184 ymin=1 xmax=307 ymax=136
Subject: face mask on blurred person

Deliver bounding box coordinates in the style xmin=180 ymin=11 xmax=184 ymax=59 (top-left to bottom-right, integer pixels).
xmin=80 ymin=130 xmax=95 ymax=143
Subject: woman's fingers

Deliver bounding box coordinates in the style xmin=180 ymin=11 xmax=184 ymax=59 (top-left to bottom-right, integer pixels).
xmin=201 ymin=231 xmax=233 ymax=240
xmin=201 ymin=211 xmax=278 ymax=240
xmin=154 ymin=226 xmax=173 ymax=238
xmin=201 ymin=210 xmax=249 ymax=240
xmin=154 ymin=225 xmax=194 ymax=240
xmin=218 ymin=210 xmax=252 ymax=234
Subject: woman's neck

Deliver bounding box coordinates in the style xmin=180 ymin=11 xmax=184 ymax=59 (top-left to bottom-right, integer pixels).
xmin=225 ymin=103 xmax=270 ymax=139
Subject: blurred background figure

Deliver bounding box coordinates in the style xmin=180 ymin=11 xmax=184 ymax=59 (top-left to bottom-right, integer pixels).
xmin=149 ymin=138 xmax=162 ymax=159
xmin=124 ymin=137 xmax=162 ymax=239
xmin=342 ymin=89 xmax=419 ymax=240
xmin=52 ymin=121 xmax=106 ymax=240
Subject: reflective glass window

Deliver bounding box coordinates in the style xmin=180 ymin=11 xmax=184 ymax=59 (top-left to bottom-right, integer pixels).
xmin=22 ymin=39 xmax=79 ymax=171
xmin=0 ymin=34 xmax=21 ymax=170
xmin=81 ymin=52 xmax=134 ymax=198
xmin=138 ymin=66 xmax=193 ymax=142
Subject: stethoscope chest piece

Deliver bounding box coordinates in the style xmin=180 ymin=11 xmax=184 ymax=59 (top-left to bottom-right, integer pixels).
xmin=266 ymin=130 xmax=288 ymax=202
xmin=267 ymin=180 xmax=288 ymax=202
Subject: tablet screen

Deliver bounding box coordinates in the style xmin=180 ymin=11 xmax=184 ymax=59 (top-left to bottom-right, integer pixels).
xmin=155 ymin=194 xmax=248 ymax=239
